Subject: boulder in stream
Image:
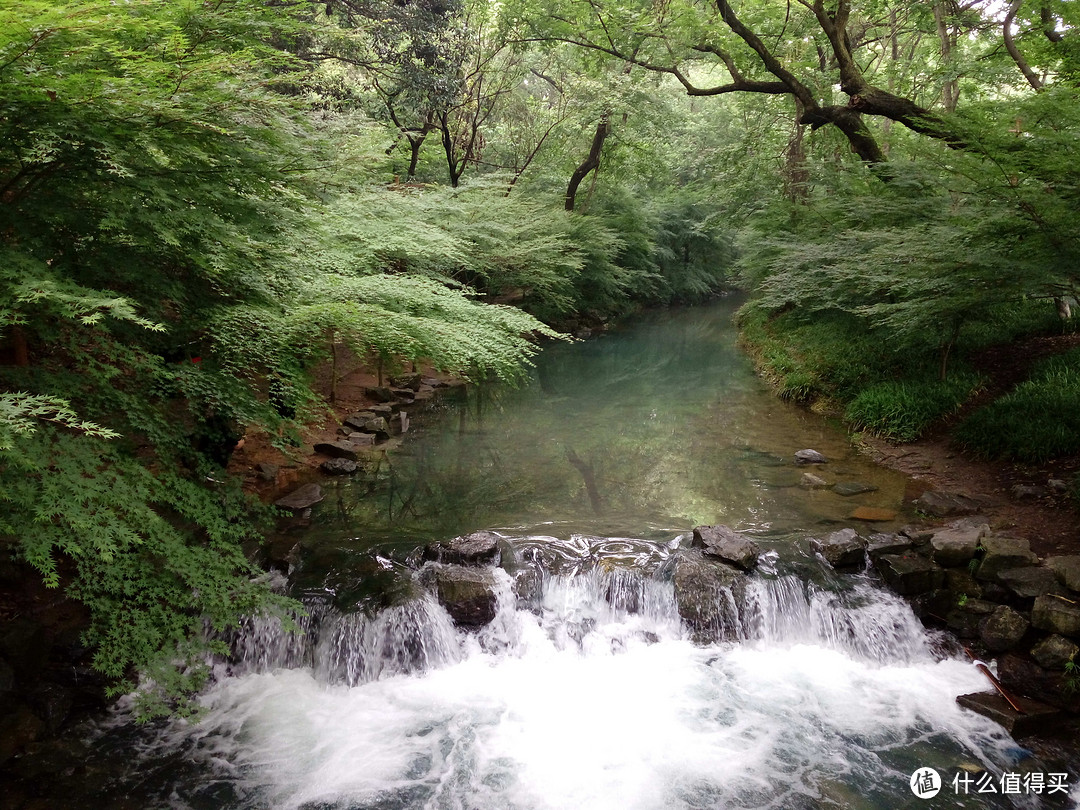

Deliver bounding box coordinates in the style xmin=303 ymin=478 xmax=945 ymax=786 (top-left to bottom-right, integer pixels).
xmin=794 ymin=449 xmax=828 ymax=465
xmin=810 ymin=528 xmax=866 ymax=568
xmin=423 ymin=530 xmax=502 ymax=567
xmin=671 ymin=551 xmax=746 ymax=644
xmin=423 ymin=565 xmax=498 ymax=628
xmin=691 ymin=525 xmax=759 ymax=571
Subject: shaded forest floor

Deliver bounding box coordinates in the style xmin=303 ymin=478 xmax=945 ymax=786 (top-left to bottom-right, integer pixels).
xmin=861 ymin=331 xmax=1080 ymax=557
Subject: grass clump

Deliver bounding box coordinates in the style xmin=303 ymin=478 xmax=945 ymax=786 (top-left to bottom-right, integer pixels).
xmin=954 ymin=347 xmax=1080 ymax=462
xmin=845 ymin=374 xmax=984 ymax=442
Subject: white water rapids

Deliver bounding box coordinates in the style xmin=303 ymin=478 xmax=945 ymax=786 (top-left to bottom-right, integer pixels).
xmin=122 ymin=534 xmax=1066 ymax=810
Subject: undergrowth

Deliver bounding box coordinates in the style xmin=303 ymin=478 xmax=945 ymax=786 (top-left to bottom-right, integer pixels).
xmin=955 ymin=347 xmax=1080 ymax=462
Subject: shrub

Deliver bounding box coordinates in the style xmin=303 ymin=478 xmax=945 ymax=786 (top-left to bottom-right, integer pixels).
xmin=845 ymin=374 xmax=983 ymax=442
xmin=955 ymin=348 xmax=1080 ymax=462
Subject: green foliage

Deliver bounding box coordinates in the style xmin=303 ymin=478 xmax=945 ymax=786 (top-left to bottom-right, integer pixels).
xmin=955 ymin=348 xmax=1080 ymax=462
xmin=845 ymin=374 xmax=983 ymax=442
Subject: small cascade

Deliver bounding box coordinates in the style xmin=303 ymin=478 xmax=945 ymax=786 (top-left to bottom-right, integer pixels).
xmin=741 ymin=575 xmax=932 ymax=664
xmin=315 ymin=593 xmax=463 ymax=685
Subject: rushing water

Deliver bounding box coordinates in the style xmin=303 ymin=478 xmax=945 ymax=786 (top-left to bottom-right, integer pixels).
xmin=66 ymin=300 xmax=1079 ymax=808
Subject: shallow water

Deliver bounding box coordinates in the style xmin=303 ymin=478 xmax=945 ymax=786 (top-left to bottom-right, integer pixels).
xmin=65 ymin=300 xmax=1080 ymax=808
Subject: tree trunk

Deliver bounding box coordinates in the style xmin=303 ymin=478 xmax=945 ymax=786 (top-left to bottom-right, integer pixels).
xmin=565 ymin=116 xmax=610 ymax=211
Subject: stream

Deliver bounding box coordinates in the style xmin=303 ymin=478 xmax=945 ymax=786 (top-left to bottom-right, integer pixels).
xmin=66 ymin=299 xmax=1078 ymax=808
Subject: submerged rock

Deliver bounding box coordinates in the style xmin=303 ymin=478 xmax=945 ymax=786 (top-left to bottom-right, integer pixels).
xmin=832 ymin=481 xmax=877 ymax=497
xmin=423 ymin=530 xmax=501 ymax=567
xmin=811 ymin=528 xmax=866 ymax=568
xmin=800 ymin=472 xmax=830 ymax=489
xmin=850 ymin=507 xmax=897 ymax=522
xmin=274 ymin=483 xmax=323 ymax=511
xmin=691 ymin=525 xmax=759 ymax=571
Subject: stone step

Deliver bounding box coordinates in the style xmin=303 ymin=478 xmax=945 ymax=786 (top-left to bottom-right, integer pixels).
xmin=956 ymin=692 xmax=1061 ymax=737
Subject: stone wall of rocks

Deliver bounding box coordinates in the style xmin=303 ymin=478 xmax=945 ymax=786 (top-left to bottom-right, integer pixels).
xmin=811 ymin=504 xmax=1080 ymax=715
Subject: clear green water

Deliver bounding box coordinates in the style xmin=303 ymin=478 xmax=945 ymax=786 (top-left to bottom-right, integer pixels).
xmin=295 ymin=297 xmax=908 ymax=558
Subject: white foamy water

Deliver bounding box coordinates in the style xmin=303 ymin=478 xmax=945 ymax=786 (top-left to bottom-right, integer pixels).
xmin=142 ymin=555 xmax=1042 ymax=810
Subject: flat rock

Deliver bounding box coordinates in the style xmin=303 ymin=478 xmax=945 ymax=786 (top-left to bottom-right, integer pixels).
xmin=274 ymin=483 xmax=323 ymax=511
xmin=691 ymin=525 xmax=760 ymax=571
xmin=343 ymin=411 xmax=377 ymax=431
xmin=1031 ymin=634 xmax=1079 ymax=670
xmin=1032 ymin=594 xmax=1080 ymax=637
xmin=850 ymin=507 xmax=897 ymax=522
xmin=930 ymin=526 xmax=984 ymax=568
xmin=794 ymin=449 xmax=828 ymax=465
xmin=345 ymin=432 xmax=377 ymax=446
xmin=915 ymin=491 xmax=981 ymax=518
xmin=956 ymin=692 xmax=1061 ymax=737
xmin=998 ymin=566 xmax=1060 ymax=599
xmin=423 ymin=530 xmax=501 ymax=567
xmin=313 ymin=440 xmax=363 ymax=461
xmin=320 ymin=458 xmax=357 ymax=475
xmin=671 ymin=551 xmax=746 ymax=644
xmin=900 ymin=525 xmax=935 ymax=544
xmin=976 ymin=535 xmax=1039 ymax=582
xmin=367 ymin=403 xmax=394 ymax=416
xmin=256 ymin=462 xmax=279 ymax=482
xmin=832 ymin=481 xmax=878 ymax=497
xmin=1046 ymin=556 xmax=1080 ymax=592
xmin=364 ymin=386 xmax=395 ymax=402
xmin=866 ymin=532 xmax=912 ymax=558
xmin=875 ymin=554 xmax=945 ymax=595
xmin=811 ymin=528 xmax=866 ymax=568
xmin=800 ymin=472 xmax=830 ymax=489
xmin=978 ymin=605 xmax=1029 ymax=652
